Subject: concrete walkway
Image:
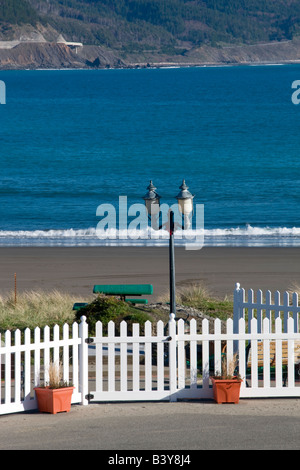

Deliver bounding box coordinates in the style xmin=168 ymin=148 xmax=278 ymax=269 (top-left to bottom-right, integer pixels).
xmin=0 ymin=398 xmax=300 ymax=450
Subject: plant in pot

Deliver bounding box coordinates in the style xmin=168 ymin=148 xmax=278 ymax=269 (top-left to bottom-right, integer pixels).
xmin=34 ymin=361 xmax=74 ymax=414
xmin=210 ymin=353 xmax=242 ymax=404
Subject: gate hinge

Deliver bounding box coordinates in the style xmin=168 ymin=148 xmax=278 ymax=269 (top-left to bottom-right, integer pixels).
xmin=85 ymin=337 xmax=94 ymax=344
xmin=86 ymin=393 xmax=94 ymax=400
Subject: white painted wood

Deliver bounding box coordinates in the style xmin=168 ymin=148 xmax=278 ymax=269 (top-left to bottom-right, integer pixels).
xmin=24 ymin=328 xmax=31 ymax=403
xmin=263 ymin=318 xmax=271 ymax=389
xmin=120 ymin=321 xmax=127 ymax=393
xmin=132 ymin=323 xmax=140 ymax=392
xmin=14 ymin=329 xmax=21 ymax=404
xmin=251 ymin=318 xmax=258 ymax=388
xmin=145 ymin=321 xmax=152 ymax=392
xmin=95 ymin=321 xmax=103 ymax=393
xmin=214 ymin=318 xmax=221 ymax=375
xmin=202 ymin=319 xmax=210 ymax=391
xmin=275 ymin=317 xmax=283 ymax=388
xmin=177 ymin=319 xmax=186 ymax=390
xmin=257 ymin=289 xmax=263 ymax=334
xmin=189 ymin=318 xmax=197 ymax=389
xmin=5 ymin=330 xmax=11 ymax=404
xmin=156 ymin=320 xmax=164 ymax=392
xmin=63 ymin=323 xmax=69 ymax=383
xmin=108 ymin=321 xmax=115 ymax=393
xmin=43 ymin=325 xmax=50 ymax=385
xmin=34 ymin=327 xmax=40 ymax=387
xmin=226 ymin=318 xmax=233 ymax=376
xmin=287 ymin=317 xmax=295 ymax=388
xmin=72 ymin=322 xmax=79 ymax=393
xmin=238 ymin=318 xmax=246 ymax=392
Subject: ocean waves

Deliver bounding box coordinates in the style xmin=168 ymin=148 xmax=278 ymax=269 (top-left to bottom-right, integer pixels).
xmin=1 ymin=224 xmax=300 ymax=247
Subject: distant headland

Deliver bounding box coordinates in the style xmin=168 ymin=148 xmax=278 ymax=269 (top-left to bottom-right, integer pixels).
xmin=0 ymin=34 xmax=300 ymax=70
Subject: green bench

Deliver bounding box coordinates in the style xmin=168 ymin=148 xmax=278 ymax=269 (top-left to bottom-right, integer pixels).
xmin=93 ymin=284 xmax=153 ymax=304
xmin=73 ymin=284 xmax=153 ymax=311
xmin=73 ymin=302 xmax=89 ymax=311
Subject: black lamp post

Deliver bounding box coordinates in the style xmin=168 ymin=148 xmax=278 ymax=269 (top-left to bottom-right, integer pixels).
xmin=143 ymin=180 xmax=194 ymax=315
xmin=169 ymin=209 xmax=176 ymax=315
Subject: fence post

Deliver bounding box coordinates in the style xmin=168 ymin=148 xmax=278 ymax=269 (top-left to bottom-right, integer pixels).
xmin=79 ymin=316 xmax=89 ymax=406
xmin=233 ymin=283 xmax=242 ymax=333
xmin=168 ymin=313 xmax=177 ymax=402
xmin=233 ymin=283 xmax=242 ymax=353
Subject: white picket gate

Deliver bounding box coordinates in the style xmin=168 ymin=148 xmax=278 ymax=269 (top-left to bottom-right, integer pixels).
xmin=88 ymin=313 xmax=300 ymax=403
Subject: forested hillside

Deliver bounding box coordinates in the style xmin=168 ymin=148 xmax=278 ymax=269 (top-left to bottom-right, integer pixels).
xmin=1 ymin=0 xmax=300 ymax=50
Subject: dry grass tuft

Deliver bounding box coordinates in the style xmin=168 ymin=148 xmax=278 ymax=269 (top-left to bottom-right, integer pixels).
xmin=0 ymin=290 xmax=89 ymax=332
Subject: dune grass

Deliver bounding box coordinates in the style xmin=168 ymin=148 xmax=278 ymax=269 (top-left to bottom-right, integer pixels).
xmin=0 ymin=290 xmax=88 ymax=333
xmin=160 ymin=283 xmax=234 ymax=321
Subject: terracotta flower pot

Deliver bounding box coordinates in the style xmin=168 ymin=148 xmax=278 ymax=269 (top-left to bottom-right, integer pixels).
xmin=34 ymin=386 xmax=74 ymax=414
xmin=211 ymin=377 xmax=242 ymax=404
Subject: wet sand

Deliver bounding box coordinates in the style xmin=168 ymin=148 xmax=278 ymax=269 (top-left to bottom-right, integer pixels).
xmin=0 ymin=246 xmax=300 ymax=300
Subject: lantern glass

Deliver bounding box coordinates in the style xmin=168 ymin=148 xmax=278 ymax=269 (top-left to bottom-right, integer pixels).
xmin=178 ymin=197 xmax=193 ymax=215
xmin=146 ymin=199 xmax=160 ymax=215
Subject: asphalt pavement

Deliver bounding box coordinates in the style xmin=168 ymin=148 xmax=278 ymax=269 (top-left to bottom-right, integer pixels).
xmin=0 ymin=398 xmax=300 ymax=452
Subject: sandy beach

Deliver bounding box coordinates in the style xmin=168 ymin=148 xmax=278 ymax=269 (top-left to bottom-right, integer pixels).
xmin=0 ymin=246 xmax=300 ymax=300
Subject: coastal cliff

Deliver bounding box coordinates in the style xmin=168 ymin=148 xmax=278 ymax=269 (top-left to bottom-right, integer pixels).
xmin=0 ymin=37 xmax=300 ymax=69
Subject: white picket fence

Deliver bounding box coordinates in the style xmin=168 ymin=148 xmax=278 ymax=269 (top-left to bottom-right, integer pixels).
xmin=0 ymin=319 xmax=89 ymax=415
xmin=2 ymin=284 xmax=300 ymax=415
xmin=234 ymin=282 xmax=300 ymax=333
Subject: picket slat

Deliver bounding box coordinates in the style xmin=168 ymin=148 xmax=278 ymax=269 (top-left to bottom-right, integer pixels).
xmin=156 ymin=320 xmax=164 ymax=392
xmin=275 ymin=317 xmax=283 ymax=388
xmin=177 ymin=319 xmax=186 ymax=390
xmin=120 ymin=321 xmax=127 ymax=393
xmin=214 ymin=319 xmax=222 ymax=375
xmin=96 ymin=321 xmax=103 ymax=393
xmin=108 ymin=321 xmax=115 ymax=393
xmin=251 ymin=318 xmax=258 ymax=388
xmin=63 ymin=324 xmax=69 ymax=383
xmin=145 ymin=321 xmax=152 ymax=392
xmin=44 ymin=325 xmax=50 ymax=385
xmin=5 ymin=330 xmax=11 ymax=404
xmin=132 ymin=323 xmax=140 ymax=392
xmin=24 ymin=328 xmax=31 ymax=402
xmin=288 ymin=317 xmax=295 ymax=388
xmin=72 ymin=322 xmax=79 ymax=392
xmin=189 ymin=319 xmax=197 ymax=389
xmin=14 ymin=330 xmax=21 ymax=404
xmin=263 ymin=318 xmax=271 ymax=388
xmin=34 ymin=327 xmax=40 ymax=387
xmin=238 ymin=318 xmax=246 ymax=392
xmin=202 ymin=319 xmax=210 ymax=391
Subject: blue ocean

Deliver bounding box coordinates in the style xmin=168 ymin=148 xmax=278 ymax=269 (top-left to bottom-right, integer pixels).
xmin=1 ymin=65 xmax=300 ymax=247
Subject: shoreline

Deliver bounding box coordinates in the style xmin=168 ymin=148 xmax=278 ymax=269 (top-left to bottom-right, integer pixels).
xmin=0 ymin=246 xmax=299 ymax=301
xmin=1 ymin=60 xmax=300 ymax=71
